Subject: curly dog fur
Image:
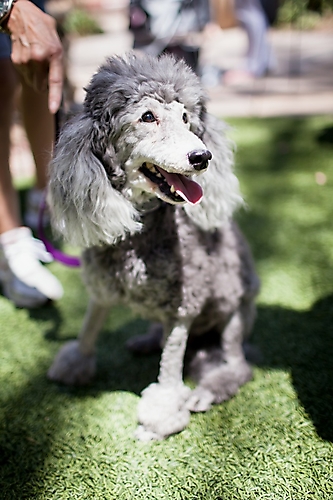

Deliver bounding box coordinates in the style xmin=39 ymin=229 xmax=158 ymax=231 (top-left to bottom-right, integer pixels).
xmin=47 ymin=53 xmax=259 ymax=440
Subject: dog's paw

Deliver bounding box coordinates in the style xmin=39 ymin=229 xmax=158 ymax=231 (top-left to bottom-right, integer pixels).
xmin=135 ymin=382 xmax=192 ymax=440
xmin=186 ymin=387 xmax=215 ymax=412
xmin=189 ymin=360 xmax=253 ymax=407
xmin=134 ymin=425 xmax=163 ymax=442
xmin=47 ymin=340 xmax=96 ymax=386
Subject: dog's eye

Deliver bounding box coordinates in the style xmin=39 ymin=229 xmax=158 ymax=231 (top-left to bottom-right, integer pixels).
xmin=182 ymin=113 xmax=188 ymax=124
xmin=141 ymin=111 xmax=156 ymax=123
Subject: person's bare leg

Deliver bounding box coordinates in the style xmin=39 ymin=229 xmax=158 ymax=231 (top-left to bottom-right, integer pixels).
xmin=0 ymin=59 xmax=20 ymax=235
xmin=20 ymin=79 xmax=55 ymax=190
xmin=0 ymin=61 xmax=63 ymax=307
xmin=20 ymin=78 xmax=55 ymax=228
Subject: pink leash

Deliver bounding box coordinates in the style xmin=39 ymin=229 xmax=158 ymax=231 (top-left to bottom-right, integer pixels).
xmin=38 ymin=194 xmax=81 ymax=268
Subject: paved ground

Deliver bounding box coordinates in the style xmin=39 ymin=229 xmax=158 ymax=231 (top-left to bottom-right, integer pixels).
xmin=10 ymin=8 xmax=333 ymax=180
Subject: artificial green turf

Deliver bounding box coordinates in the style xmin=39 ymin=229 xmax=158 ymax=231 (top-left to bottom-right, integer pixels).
xmin=1 ymin=115 xmax=333 ymax=499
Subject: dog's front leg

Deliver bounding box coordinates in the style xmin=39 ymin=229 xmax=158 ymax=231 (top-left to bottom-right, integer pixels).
xmin=135 ymin=322 xmax=192 ymax=441
xmin=48 ymin=299 xmax=109 ymax=385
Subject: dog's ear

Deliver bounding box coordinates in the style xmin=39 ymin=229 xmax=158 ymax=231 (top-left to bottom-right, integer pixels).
xmin=48 ymin=116 xmax=141 ymax=248
xmin=184 ymin=114 xmax=243 ymax=230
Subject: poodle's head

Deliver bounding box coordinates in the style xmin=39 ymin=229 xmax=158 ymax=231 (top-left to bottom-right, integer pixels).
xmin=83 ymin=53 xmax=211 ymax=206
xmin=84 ymin=52 xmax=208 ymax=142
xmin=48 ymin=53 xmax=242 ymax=248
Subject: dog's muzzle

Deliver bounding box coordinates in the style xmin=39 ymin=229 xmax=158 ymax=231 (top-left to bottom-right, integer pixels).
xmin=188 ymin=149 xmax=212 ymax=171
xmin=138 ymin=150 xmax=212 ymax=206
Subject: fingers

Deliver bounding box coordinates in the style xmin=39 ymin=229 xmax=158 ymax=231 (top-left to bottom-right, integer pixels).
xmin=12 ymin=37 xmax=63 ymax=114
xmin=48 ymin=54 xmax=64 ymax=114
xmin=7 ymin=1 xmax=64 ymax=113
xmin=14 ymin=57 xmax=62 ymax=114
xmin=10 ymin=36 xmax=31 ymax=66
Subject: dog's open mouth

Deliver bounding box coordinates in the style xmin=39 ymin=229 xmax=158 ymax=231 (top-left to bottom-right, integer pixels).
xmin=139 ymin=162 xmax=203 ymax=205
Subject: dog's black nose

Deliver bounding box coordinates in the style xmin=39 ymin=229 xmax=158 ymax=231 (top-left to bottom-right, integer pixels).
xmin=188 ymin=149 xmax=212 ymax=171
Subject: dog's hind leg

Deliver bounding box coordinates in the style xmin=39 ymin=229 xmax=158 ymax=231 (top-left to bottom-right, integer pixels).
xmin=135 ymin=321 xmax=192 ymax=440
xmin=48 ymin=299 xmax=109 ymax=385
xmin=126 ymin=322 xmax=163 ymax=355
xmin=186 ymin=302 xmax=255 ymax=412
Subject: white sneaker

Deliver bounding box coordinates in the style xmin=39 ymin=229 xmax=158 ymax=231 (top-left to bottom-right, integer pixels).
xmin=0 ymin=227 xmax=63 ymax=308
xmin=24 ymin=188 xmax=49 ymax=230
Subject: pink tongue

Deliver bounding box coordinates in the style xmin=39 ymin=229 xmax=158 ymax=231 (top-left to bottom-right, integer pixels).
xmin=156 ymin=167 xmax=203 ymax=205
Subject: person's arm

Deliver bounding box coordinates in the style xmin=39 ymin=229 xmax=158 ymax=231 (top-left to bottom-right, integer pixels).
xmin=0 ymin=0 xmax=63 ymax=113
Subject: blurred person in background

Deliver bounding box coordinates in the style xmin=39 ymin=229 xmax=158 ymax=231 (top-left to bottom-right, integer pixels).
xmin=129 ymin=0 xmax=211 ymax=74
xmin=224 ymin=0 xmax=278 ymax=85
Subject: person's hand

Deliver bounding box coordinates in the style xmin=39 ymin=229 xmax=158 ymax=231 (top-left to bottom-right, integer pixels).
xmin=6 ymin=0 xmax=63 ymax=114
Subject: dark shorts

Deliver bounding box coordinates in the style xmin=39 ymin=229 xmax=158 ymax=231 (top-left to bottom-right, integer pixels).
xmin=0 ymin=0 xmax=45 ymax=59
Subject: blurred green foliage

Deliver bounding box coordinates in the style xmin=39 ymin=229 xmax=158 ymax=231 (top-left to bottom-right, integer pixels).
xmin=63 ymin=8 xmax=104 ymax=37
xmin=277 ymin=0 xmax=333 ymax=28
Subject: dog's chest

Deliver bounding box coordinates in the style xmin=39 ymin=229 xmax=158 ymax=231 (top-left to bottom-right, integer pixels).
xmin=82 ymin=207 xmax=184 ymax=317
xmin=82 ymin=207 xmax=246 ymax=320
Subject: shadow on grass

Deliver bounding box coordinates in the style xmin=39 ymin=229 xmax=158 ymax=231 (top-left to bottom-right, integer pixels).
xmin=317 ymin=124 xmax=333 ymax=145
xmin=0 ymin=316 xmax=161 ymax=499
xmin=28 ymin=303 xmax=161 ymax=397
xmin=53 ymin=318 xmax=161 ymax=398
xmin=28 ymin=301 xmax=64 ymax=340
xmin=254 ymin=295 xmax=333 ymax=442
xmin=0 ymin=372 xmax=65 ymax=499
xmin=1 ymin=297 xmax=332 ymax=499
xmin=35 ymin=297 xmax=333 ymax=442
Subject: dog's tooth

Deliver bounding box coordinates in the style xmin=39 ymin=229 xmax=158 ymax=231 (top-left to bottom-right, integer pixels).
xmin=170 ymin=185 xmax=175 ymax=193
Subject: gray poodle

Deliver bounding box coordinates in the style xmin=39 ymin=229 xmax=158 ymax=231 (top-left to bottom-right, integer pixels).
xmin=47 ymin=53 xmax=259 ymax=440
